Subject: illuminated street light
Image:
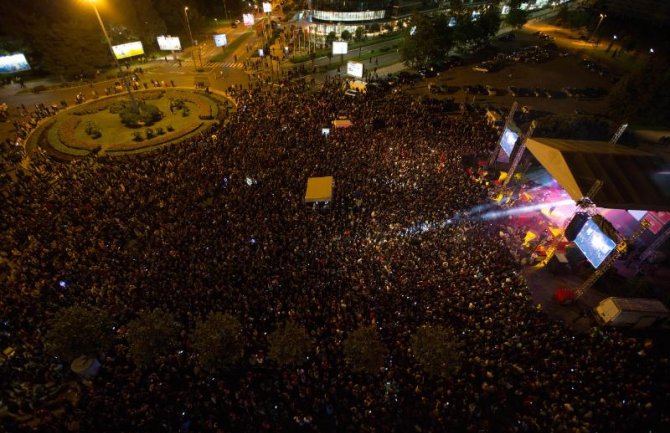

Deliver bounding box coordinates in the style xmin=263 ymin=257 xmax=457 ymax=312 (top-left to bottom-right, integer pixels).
xmin=649 ymin=48 xmax=655 ymax=54
xmin=590 ymin=13 xmax=606 ymax=42
xmin=85 ymin=0 xmax=138 ymax=113
xmin=184 ymin=6 xmax=195 ymax=46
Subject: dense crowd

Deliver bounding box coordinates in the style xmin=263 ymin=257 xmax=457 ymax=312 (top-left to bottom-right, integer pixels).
xmin=1 ymin=78 xmax=669 ymax=433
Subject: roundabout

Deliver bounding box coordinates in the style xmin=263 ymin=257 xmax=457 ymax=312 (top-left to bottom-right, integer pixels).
xmin=27 ymin=89 xmax=233 ymax=158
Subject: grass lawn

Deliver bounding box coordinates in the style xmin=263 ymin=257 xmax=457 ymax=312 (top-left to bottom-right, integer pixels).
xmin=72 ymin=98 xmax=201 ymax=149
xmin=31 ymin=90 xmax=230 ymax=158
xmin=210 ymin=31 xmax=253 ymax=62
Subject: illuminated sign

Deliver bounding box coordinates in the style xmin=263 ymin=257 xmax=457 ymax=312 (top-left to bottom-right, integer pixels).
xmin=347 ymin=61 xmax=363 ymax=78
xmin=157 ymin=36 xmax=181 ymax=51
xmin=313 ymin=10 xmax=386 ymax=22
xmin=332 ymin=41 xmax=348 ymax=55
xmin=263 ymin=2 xmax=272 ymax=13
xmin=112 ymin=41 xmax=144 ymax=60
xmin=243 ymin=14 xmax=255 ymax=26
xmin=213 ymin=34 xmax=228 ymax=47
xmin=0 ymin=53 xmax=30 ymax=73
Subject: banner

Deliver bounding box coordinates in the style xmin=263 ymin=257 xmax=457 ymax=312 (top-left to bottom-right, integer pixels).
xmin=213 ymin=34 xmax=228 ymax=47
xmin=112 ymin=41 xmax=144 ymax=60
xmin=0 ymin=53 xmax=31 ymax=73
xmin=157 ymin=36 xmax=181 ymax=51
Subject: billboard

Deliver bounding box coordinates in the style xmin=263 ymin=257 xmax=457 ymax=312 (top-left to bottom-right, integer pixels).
xmin=347 ymin=61 xmax=363 ymax=78
xmin=263 ymin=2 xmax=272 ymax=13
xmin=213 ymin=34 xmax=228 ymax=47
xmin=112 ymin=41 xmax=144 ymax=60
xmin=574 ymin=218 xmax=617 ymax=268
xmin=156 ymin=36 xmax=181 ymax=51
xmin=332 ymin=41 xmax=348 ymax=55
xmin=500 ymin=128 xmax=519 ymax=157
xmin=243 ymin=14 xmax=255 ymax=26
xmin=0 ymin=53 xmax=31 ymax=73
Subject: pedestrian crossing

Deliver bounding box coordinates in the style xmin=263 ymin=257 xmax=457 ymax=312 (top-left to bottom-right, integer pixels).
xmin=207 ymin=61 xmax=245 ymax=69
xmin=151 ymin=60 xmax=246 ymax=71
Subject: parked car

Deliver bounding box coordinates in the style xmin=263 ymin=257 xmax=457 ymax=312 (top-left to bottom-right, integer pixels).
xmin=418 ymin=67 xmax=438 ymax=78
xmin=429 ymin=84 xmax=448 ymax=94
xmin=533 ymin=88 xmax=549 ymax=97
xmin=397 ymin=71 xmax=421 ymax=84
xmin=498 ymin=32 xmax=516 ymax=41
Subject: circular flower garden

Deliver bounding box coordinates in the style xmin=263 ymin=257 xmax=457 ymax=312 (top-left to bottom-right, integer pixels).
xmin=27 ymin=89 xmax=232 ymax=158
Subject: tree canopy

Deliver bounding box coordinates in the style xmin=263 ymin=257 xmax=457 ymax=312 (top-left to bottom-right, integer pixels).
xmin=607 ymin=60 xmax=670 ymax=126
xmin=45 ymin=305 xmax=113 ymax=361
xmin=267 ymin=321 xmax=312 ymax=366
xmin=192 ymin=312 xmax=245 ymax=370
xmin=400 ymin=13 xmax=454 ymax=68
xmin=126 ymin=309 xmax=180 ymax=367
xmin=411 ymin=325 xmax=462 ymax=379
xmin=343 ymin=325 xmax=388 ymax=374
xmin=506 ymin=8 xmax=529 ymax=29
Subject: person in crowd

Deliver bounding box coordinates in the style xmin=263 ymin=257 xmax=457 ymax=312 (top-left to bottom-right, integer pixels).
xmin=0 ymin=78 xmax=668 ymax=433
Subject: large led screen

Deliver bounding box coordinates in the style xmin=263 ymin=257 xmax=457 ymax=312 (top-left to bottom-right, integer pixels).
xmin=347 ymin=61 xmax=363 ymax=78
xmin=574 ymin=218 xmax=617 ymax=268
xmin=112 ymin=41 xmax=144 ymax=60
xmin=243 ymin=14 xmax=255 ymax=26
xmin=0 ymin=53 xmax=31 ymax=73
xmin=157 ymin=36 xmax=181 ymax=51
xmin=332 ymin=41 xmax=348 ymax=55
xmin=213 ymin=34 xmax=228 ymax=47
xmin=500 ymin=128 xmax=518 ymax=157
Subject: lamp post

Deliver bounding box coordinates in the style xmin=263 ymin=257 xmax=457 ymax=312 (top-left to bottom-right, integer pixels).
xmin=184 ymin=6 xmax=195 ymax=46
xmin=222 ymin=0 xmax=229 ymax=21
xmin=86 ymin=0 xmax=138 ymax=113
xmin=590 ymin=13 xmax=606 ymax=42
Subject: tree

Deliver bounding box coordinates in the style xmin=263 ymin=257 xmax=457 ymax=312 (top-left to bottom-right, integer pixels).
xmin=128 ymin=0 xmax=167 ymax=49
xmin=449 ymin=0 xmax=464 ymax=15
xmin=192 ymin=312 xmax=244 ymax=370
xmin=477 ymin=8 xmax=502 ymax=42
xmin=506 ymin=8 xmax=529 ymax=29
xmin=607 ymin=60 xmax=670 ymax=125
xmin=343 ymin=325 xmax=387 ymax=374
xmin=354 ymin=27 xmax=364 ymax=55
xmin=341 ymin=30 xmax=352 ymax=41
xmin=126 ymin=309 xmax=180 ymax=367
xmin=325 ymin=31 xmax=337 ymax=47
xmin=400 ymin=13 xmax=453 ymax=68
xmin=354 ymin=27 xmax=364 ymax=43
xmin=45 ymin=305 xmax=113 ymax=361
xmin=267 ymin=321 xmax=312 ymax=366
xmin=411 ymin=325 xmax=462 ymax=379
xmin=534 ymin=114 xmax=615 ymax=140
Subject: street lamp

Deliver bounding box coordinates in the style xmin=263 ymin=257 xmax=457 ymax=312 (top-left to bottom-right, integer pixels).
xmin=591 ymin=13 xmax=606 ymax=42
xmin=85 ymin=0 xmax=138 ymax=113
xmin=184 ymin=6 xmax=195 ymax=46
xmin=222 ymin=0 xmax=229 ymax=21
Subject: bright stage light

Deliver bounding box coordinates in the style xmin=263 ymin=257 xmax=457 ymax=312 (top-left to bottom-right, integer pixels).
xmin=479 ymin=199 xmax=575 ymax=221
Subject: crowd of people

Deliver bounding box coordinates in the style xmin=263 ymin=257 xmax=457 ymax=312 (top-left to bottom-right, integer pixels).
xmin=1 ymin=77 xmax=669 ymax=433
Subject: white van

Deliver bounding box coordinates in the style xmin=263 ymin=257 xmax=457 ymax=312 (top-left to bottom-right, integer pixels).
xmin=595 ymin=297 xmax=669 ymax=329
